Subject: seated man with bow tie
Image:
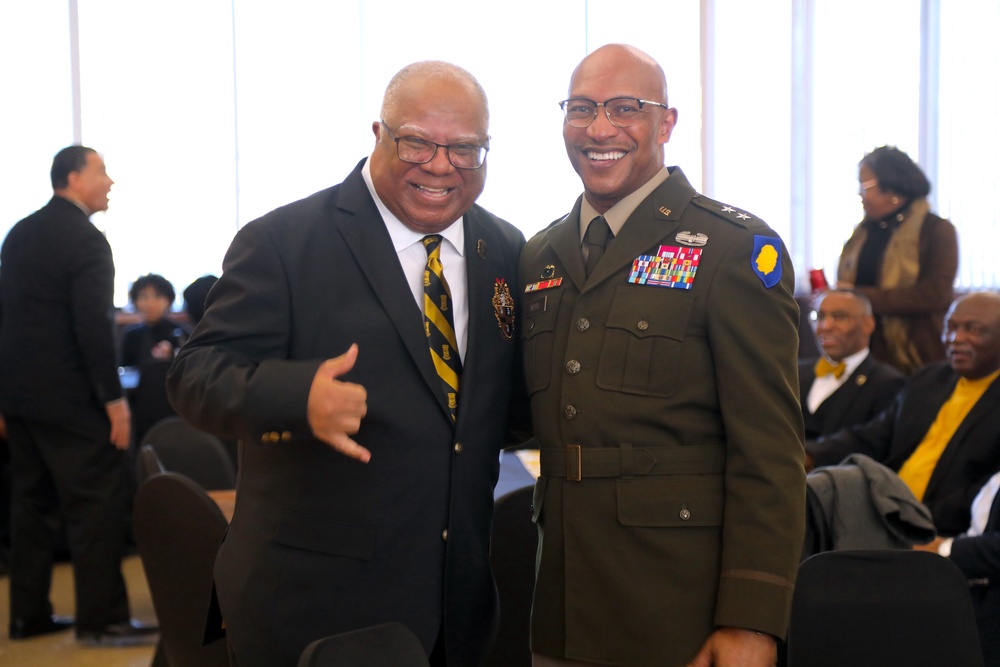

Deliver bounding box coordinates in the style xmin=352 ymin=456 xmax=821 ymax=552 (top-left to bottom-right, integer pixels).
xmin=800 ymin=289 xmax=905 ymax=440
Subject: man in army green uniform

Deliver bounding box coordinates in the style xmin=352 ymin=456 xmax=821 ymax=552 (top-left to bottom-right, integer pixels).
xmin=521 ymin=44 xmax=806 ymax=667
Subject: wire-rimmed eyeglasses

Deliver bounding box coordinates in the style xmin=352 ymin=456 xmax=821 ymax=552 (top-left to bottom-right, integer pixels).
xmin=559 ymin=97 xmax=670 ymax=128
xmin=380 ymin=121 xmax=488 ymax=170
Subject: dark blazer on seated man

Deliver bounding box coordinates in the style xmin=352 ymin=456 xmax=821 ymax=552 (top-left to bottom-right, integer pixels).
xmin=800 ymin=289 xmax=906 ymax=439
xmin=806 ymin=292 xmax=1000 ymax=537
xmin=799 ymin=352 xmax=905 ymax=439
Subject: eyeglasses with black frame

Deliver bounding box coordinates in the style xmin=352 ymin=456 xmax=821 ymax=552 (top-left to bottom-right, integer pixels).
xmin=559 ymin=97 xmax=670 ymax=128
xmin=380 ymin=120 xmax=489 ymax=170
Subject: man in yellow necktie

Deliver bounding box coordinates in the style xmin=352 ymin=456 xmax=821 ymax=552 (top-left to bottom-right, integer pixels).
xmin=800 ymin=289 xmax=905 ymax=439
xmin=806 ymin=292 xmax=1000 ymax=537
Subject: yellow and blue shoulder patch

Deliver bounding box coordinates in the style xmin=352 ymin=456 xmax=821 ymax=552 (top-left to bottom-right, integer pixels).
xmin=752 ymin=235 xmax=782 ymax=288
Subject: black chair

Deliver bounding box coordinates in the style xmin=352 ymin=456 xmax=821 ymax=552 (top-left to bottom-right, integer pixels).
xmin=787 ymin=549 xmax=984 ymax=666
xmin=133 ymin=472 xmax=229 ymax=667
xmin=141 ymin=416 xmax=236 ymax=490
xmin=298 ymin=622 xmax=429 ymax=667
xmin=485 ymin=485 xmax=536 ymax=667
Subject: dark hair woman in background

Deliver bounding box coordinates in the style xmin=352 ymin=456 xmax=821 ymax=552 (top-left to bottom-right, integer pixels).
xmin=838 ymin=145 xmax=958 ymax=374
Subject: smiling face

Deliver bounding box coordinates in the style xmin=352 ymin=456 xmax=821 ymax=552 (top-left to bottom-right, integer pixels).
xmin=369 ymin=71 xmax=488 ymax=234
xmin=563 ymin=45 xmax=677 ymax=213
xmin=942 ymin=293 xmax=1000 ymax=379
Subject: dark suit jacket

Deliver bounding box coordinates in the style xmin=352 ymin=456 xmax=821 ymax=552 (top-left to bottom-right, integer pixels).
xmin=521 ymin=167 xmax=806 ymax=666
xmin=799 ymin=353 xmax=906 ymax=439
xmin=167 ymin=160 xmax=527 ymax=667
xmin=950 ymin=484 xmax=1000 ymax=666
xmin=806 ymin=362 xmax=1000 ymax=536
xmin=0 ymin=196 xmax=122 ymax=436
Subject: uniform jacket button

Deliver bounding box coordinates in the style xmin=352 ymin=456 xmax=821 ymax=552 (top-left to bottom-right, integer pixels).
xmin=564 ymin=405 xmax=578 ymax=420
xmin=565 ymin=360 xmax=581 ymax=374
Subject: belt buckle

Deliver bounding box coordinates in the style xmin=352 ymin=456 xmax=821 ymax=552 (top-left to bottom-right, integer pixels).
xmin=566 ymin=444 xmax=582 ymax=482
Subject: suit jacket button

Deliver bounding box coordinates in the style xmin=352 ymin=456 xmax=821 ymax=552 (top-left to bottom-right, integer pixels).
xmin=454 ymin=442 xmax=463 ymax=454
xmin=565 ymin=360 xmax=581 ymax=375
xmin=564 ymin=405 xmax=578 ymax=420
xmin=576 ymin=318 xmax=590 ymax=332
xmin=441 ymin=529 xmax=448 ymax=541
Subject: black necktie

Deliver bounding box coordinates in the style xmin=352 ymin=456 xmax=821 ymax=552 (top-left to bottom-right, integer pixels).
xmin=584 ymin=215 xmax=613 ymax=278
xmin=421 ymin=235 xmax=461 ymax=421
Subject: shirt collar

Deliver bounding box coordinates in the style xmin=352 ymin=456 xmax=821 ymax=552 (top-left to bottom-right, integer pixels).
xmin=362 ymin=157 xmax=466 ymax=256
xmin=579 ymin=166 xmax=671 ymax=241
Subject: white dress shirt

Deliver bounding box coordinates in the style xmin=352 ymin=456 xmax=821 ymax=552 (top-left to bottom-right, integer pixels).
xmin=361 ymin=158 xmax=468 ymax=361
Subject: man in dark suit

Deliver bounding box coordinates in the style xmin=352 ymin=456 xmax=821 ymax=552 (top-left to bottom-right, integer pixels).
xmin=807 ymin=292 xmax=1000 ymax=536
xmin=800 ymin=289 xmax=905 ymax=439
xmin=0 ymin=146 xmax=155 ymax=644
xmin=521 ymin=44 xmax=805 ymax=667
xmin=167 ymin=61 xmax=528 ymax=667
xmin=916 ymin=471 xmax=1000 ymax=665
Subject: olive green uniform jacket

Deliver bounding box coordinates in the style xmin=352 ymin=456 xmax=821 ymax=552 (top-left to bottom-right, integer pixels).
xmin=521 ymin=167 xmax=806 ymax=667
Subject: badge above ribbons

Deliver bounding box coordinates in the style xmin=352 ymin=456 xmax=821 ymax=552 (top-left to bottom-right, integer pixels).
xmin=751 ymin=235 xmax=783 ymax=288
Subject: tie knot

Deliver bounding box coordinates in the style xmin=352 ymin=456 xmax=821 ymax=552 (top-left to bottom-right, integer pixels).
xmin=585 ymin=216 xmax=612 ymax=248
xmin=422 ymin=234 xmax=443 ymax=256
xmin=815 ymin=357 xmax=847 ymax=379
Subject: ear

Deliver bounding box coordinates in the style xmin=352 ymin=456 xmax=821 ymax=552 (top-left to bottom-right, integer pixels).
xmin=372 ymin=121 xmax=382 ymax=141
xmin=861 ymin=314 xmax=876 ymax=338
xmin=658 ymin=107 xmax=678 ymax=145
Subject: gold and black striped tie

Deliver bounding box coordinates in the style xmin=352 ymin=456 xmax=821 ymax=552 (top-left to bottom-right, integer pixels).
xmin=422 ymin=235 xmax=461 ymax=421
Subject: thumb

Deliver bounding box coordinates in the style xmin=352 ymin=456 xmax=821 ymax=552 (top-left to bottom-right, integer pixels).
xmin=324 ymin=343 xmax=359 ymax=379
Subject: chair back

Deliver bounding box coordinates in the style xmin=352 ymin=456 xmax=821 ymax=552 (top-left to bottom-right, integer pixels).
xmin=297 ymin=621 xmax=429 ymax=667
xmin=135 ymin=443 xmax=166 ymax=488
xmin=133 ymin=472 xmax=229 ymax=667
xmin=485 ymin=484 xmax=537 ymax=667
xmin=787 ymin=549 xmax=984 ymax=666
xmin=142 ymin=416 xmax=236 ymax=490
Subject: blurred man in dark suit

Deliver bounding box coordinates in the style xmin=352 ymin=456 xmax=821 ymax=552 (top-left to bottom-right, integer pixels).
xmin=800 ymin=289 xmax=905 ymax=439
xmin=0 ymin=146 xmax=155 ymax=645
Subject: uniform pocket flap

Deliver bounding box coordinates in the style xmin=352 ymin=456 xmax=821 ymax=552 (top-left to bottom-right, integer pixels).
xmin=274 ymin=510 xmax=376 ymax=560
xmin=616 ymin=475 xmax=724 ymax=527
xmin=605 ymin=286 xmax=693 ymax=340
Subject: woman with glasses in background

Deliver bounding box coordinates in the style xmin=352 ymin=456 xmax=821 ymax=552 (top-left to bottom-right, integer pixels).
xmin=838 ymin=145 xmax=958 ymax=375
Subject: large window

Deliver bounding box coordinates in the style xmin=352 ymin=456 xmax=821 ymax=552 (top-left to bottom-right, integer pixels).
xmin=1 ymin=1 xmax=997 ymax=305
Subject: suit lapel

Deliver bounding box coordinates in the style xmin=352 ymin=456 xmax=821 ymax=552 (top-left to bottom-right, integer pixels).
xmin=333 ymin=163 xmax=445 ymax=413
xmin=820 ymin=356 xmax=875 ymax=423
xmin=929 ymin=375 xmax=1000 ymax=492
xmin=456 ymin=209 xmax=515 ymax=429
xmin=547 ymin=197 xmax=587 ymax=292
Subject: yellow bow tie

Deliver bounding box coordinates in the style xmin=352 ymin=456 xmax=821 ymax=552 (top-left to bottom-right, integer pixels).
xmin=815 ymin=357 xmax=847 ymax=379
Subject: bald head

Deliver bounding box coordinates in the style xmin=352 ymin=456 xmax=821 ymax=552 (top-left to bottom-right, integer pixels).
xmin=943 ymin=292 xmax=1000 ymax=379
xmin=381 ymin=60 xmax=489 ymax=126
xmin=570 ymin=44 xmax=668 ymax=104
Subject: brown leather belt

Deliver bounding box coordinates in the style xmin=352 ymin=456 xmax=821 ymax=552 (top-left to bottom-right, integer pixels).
xmin=539 ymin=445 xmax=726 ymax=482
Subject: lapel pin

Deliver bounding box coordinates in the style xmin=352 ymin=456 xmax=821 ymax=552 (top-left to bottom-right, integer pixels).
xmin=658 ymin=206 xmax=672 ymax=216
xmin=477 ymin=239 xmax=487 ymax=258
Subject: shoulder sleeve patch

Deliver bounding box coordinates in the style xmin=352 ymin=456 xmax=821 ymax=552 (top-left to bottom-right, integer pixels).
xmin=751 ymin=235 xmax=782 ymax=288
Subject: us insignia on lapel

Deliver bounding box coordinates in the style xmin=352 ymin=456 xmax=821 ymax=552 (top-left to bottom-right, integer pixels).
xmin=493 ymin=278 xmax=515 ymax=339
xmin=628 ymin=245 xmax=702 ymax=289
